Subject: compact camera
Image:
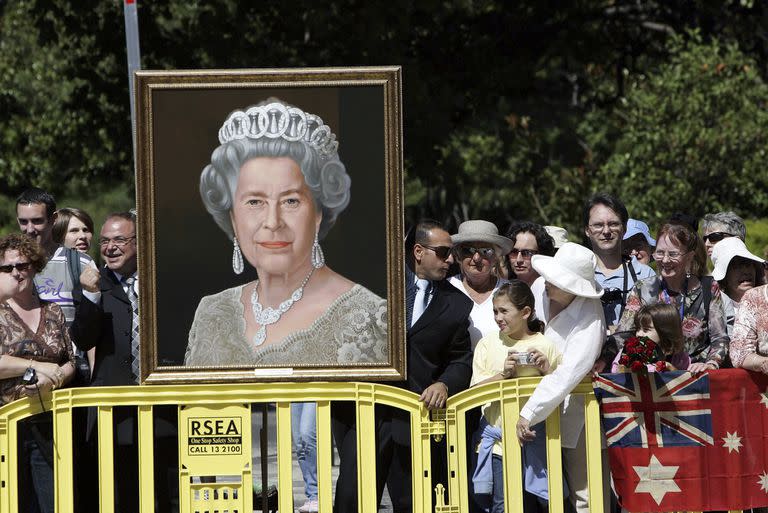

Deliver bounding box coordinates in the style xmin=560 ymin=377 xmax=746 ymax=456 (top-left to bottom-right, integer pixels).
xmin=21 ymin=367 xmax=38 ymax=386
xmin=511 ymin=352 xmax=533 ymax=365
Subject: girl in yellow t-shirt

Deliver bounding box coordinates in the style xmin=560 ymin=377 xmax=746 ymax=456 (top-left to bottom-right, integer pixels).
xmin=471 ymin=280 xmax=562 ymax=513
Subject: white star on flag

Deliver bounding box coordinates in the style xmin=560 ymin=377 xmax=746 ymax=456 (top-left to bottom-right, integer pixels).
xmin=760 ymin=388 xmax=768 ymax=409
xmin=633 ymin=454 xmax=681 ymax=505
xmin=759 ymin=472 xmax=768 ymax=494
xmin=722 ymin=431 xmax=743 ymax=453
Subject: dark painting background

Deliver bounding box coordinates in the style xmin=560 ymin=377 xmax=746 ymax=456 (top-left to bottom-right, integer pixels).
xmin=151 ymin=86 xmax=387 ymax=365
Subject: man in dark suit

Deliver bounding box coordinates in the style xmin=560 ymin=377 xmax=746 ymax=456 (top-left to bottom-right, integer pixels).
xmin=78 ymin=212 xmax=177 ymax=513
xmin=333 ymin=220 xmax=473 ymax=513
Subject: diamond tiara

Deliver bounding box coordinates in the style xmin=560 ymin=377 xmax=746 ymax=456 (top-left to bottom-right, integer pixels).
xmin=217 ymin=102 xmax=339 ymax=157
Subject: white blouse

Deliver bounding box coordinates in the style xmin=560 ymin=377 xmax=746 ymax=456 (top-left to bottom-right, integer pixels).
xmin=448 ymin=275 xmax=508 ymax=349
xmin=519 ymin=293 xmax=606 ymax=448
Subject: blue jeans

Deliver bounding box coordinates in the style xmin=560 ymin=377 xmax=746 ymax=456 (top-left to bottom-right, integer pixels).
xmin=491 ymin=455 xmax=505 ymax=513
xmin=489 ymin=455 xmax=548 ymax=513
xmin=291 ymin=402 xmax=318 ymax=500
xmin=23 ymin=437 xmax=54 ymax=513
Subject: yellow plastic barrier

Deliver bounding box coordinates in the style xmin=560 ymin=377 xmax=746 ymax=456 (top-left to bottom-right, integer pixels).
xmin=0 ymin=379 xmax=743 ymax=513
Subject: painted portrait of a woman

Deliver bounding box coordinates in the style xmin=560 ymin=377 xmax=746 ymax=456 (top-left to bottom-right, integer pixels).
xmin=184 ymin=99 xmax=388 ymax=367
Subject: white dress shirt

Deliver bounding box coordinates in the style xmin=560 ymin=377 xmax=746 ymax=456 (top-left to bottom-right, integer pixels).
xmin=519 ymin=292 xmax=606 ymax=448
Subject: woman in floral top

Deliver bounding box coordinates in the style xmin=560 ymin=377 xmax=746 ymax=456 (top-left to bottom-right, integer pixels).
xmin=730 ymin=285 xmax=768 ymax=371
xmin=615 ymin=222 xmax=729 ymax=373
xmin=0 ymin=234 xmax=75 ymax=513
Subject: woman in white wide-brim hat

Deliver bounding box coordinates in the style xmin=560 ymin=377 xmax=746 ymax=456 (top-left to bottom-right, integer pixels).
xmin=515 ymin=242 xmax=608 ymax=513
xmin=711 ymin=237 xmax=766 ymax=335
xmin=448 ymin=220 xmax=513 ymax=348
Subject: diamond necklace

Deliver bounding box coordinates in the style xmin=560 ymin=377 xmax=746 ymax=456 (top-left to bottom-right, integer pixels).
xmin=250 ymin=267 xmax=315 ymax=346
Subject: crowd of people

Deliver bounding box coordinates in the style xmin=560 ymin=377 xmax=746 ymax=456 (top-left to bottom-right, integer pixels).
xmin=3 ymin=183 xmax=768 ymax=513
xmin=0 ymin=187 xmax=177 ymax=513
xmin=394 ymin=194 xmax=768 ymax=513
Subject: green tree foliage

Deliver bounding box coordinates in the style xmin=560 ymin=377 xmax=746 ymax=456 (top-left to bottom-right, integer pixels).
xmin=585 ymin=32 xmax=768 ymax=228
xmin=0 ymin=1 xmax=132 ymax=193
xmin=1 ymin=1 xmax=767 ymax=237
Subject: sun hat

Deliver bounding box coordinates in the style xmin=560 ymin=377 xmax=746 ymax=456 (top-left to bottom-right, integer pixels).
xmin=544 ymin=226 xmax=569 ymax=248
xmin=451 ymin=220 xmax=513 ymax=254
xmin=623 ymin=218 xmax=656 ymax=246
xmin=531 ymin=242 xmax=604 ymax=298
xmin=711 ymin=237 xmax=765 ymax=281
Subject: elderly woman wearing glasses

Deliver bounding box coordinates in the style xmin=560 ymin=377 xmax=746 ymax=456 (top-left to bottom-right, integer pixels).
xmin=615 ymin=222 xmax=729 ymax=373
xmin=448 ymin=220 xmax=513 ymax=349
xmin=0 ymin=234 xmax=75 ymax=513
xmin=184 ymin=99 xmax=387 ymax=367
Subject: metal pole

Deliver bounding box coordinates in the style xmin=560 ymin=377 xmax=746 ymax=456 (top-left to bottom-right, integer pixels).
xmin=123 ymin=0 xmax=141 ymax=164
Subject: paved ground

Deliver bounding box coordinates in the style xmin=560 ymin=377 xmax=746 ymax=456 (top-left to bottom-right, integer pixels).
xmin=251 ymin=405 xmax=393 ymax=513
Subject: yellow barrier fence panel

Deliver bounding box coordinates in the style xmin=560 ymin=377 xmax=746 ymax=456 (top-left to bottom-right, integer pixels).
xmin=501 ymin=383 xmax=524 ymax=513
xmin=544 ymin=406 xmax=564 ymax=513
xmin=2 ymin=415 xmax=16 ymax=513
xmin=53 ymin=393 xmax=75 ymax=513
xmin=137 ymin=405 xmax=156 ymax=513
xmin=276 ymin=400 xmax=295 ymax=513
xmin=444 ymin=398 xmax=467 ymax=513
xmin=177 ymin=403 xmax=253 ymax=513
xmin=0 ymin=414 xmax=8 ymax=513
xmin=97 ymin=405 xmax=115 ymax=513
xmin=412 ymin=407 xmax=432 ymax=513
xmin=355 ymin=383 xmax=378 ymax=513
xmin=584 ymin=391 xmax=605 ymax=513
xmin=316 ymin=400 xmax=333 ymax=513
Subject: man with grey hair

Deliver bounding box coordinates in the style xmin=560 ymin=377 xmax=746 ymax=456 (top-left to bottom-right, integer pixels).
xmin=701 ymin=211 xmax=746 ymax=258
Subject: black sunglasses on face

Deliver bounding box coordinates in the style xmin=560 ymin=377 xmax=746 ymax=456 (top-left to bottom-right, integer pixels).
xmin=420 ymin=244 xmax=452 ymax=260
xmin=0 ymin=262 xmax=32 ymax=274
xmin=457 ymin=246 xmax=496 ymax=259
xmin=702 ymin=232 xmax=734 ymax=244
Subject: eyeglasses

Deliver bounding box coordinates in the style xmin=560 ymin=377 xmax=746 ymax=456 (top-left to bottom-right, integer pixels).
xmin=508 ymin=248 xmax=537 ymax=260
xmin=652 ymin=250 xmax=688 ymax=261
xmin=0 ymin=262 xmax=32 ymax=273
xmin=420 ymin=244 xmax=452 ymax=260
xmin=98 ymin=236 xmax=136 ymax=248
xmin=588 ymin=221 xmax=623 ymax=233
xmin=702 ymin=231 xmax=734 ymax=244
xmin=457 ymin=246 xmax=496 ymax=259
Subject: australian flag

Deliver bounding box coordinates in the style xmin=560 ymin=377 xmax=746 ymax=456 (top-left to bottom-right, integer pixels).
xmin=593 ymin=369 xmax=768 ymax=512
xmin=594 ymin=371 xmax=713 ymax=448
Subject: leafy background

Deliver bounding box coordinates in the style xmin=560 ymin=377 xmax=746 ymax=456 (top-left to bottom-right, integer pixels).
xmin=1 ymin=0 xmax=768 ymax=257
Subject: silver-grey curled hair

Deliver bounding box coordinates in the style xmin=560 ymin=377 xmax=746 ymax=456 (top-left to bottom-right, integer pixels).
xmin=702 ymin=211 xmax=746 ymax=241
xmin=199 ymin=101 xmax=351 ymax=241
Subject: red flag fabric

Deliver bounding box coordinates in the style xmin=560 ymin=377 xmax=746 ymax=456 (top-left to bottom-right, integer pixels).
xmin=593 ymin=369 xmax=768 ymax=512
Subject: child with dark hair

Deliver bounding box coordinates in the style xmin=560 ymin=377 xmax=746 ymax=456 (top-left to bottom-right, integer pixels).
xmin=470 ymin=280 xmax=562 ymax=513
xmin=612 ymin=303 xmax=690 ymax=372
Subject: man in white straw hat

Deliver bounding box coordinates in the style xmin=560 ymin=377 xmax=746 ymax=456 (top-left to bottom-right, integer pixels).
xmin=711 ymin=236 xmax=766 ymax=334
xmin=449 ymin=219 xmax=513 ymax=349
xmin=515 ymin=242 xmax=609 ymax=513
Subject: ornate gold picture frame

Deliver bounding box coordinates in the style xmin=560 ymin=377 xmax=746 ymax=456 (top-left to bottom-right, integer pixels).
xmin=135 ymin=67 xmax=404 ymax=383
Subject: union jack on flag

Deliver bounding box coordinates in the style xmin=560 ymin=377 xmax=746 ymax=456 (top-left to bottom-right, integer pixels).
xmin=593 ymin=371 xmax=714 ymax=448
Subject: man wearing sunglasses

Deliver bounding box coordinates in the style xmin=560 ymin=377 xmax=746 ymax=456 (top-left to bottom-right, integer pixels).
xmin=333 ymin=220 xmax=472 ymax=513
xmin=583 ymin=194 xmax=655 ymax=338
xmin=701 ymin=211 xmax=746 ymax=259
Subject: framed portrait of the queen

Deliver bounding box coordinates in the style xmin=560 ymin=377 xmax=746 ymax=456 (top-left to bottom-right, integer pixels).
xmin=134 ymin=67 xmax=404 ymax=383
